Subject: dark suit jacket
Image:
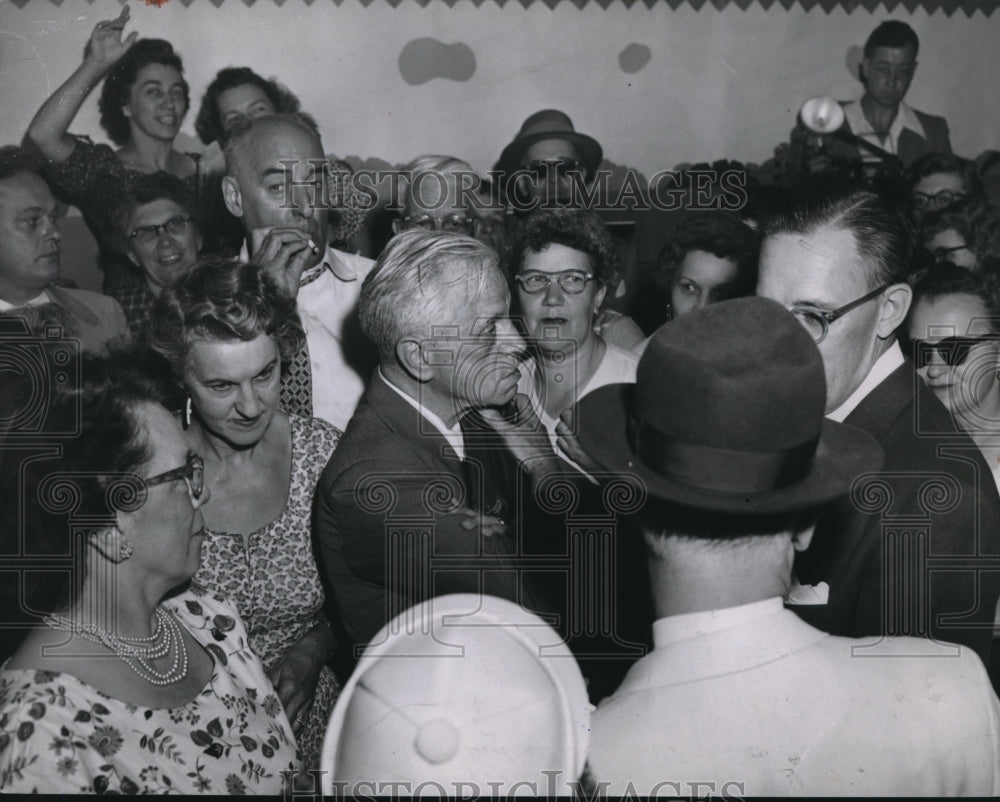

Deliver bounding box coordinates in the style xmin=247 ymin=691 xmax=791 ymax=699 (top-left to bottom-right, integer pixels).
xmin=792 ymin=362 xmax=1000 ymax=663
xmin=47 ymin=286 xmax=128 ymax=352
xmin=316 ymin=374 xmax=544 ymax=652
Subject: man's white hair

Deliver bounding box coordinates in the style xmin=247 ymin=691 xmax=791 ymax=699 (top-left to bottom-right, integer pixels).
xmin=359 ymin=229 xmax=504 ymax=363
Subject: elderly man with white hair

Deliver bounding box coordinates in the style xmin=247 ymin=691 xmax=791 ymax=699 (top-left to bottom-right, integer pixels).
xmin=316 ymin=229 xmax=566 ymax=661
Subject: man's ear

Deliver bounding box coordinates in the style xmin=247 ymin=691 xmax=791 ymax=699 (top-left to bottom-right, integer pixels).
xmin=221 ymin=175 xmax=244 ymax=219
xmin=877 ymin=283 xmax=913 ymax=340
xmin=395 ymin=337 xmax=432 ymax=382
xmin=791 ymin=514 xmax=818 ymax=553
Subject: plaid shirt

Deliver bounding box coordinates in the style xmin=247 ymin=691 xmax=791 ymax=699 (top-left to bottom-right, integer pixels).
xmin=109 ymin=277 xmax=157 ymax=339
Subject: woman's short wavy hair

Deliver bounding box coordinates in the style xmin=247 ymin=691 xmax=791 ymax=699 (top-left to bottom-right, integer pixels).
xmin=194 ymin=67 xmax=308 ymax=146
xmin=147 ymin=257 xmax=305 ymax=380
xmin=99 ymin=39 xmax=189 ymax=147
xmin=0 ymin=344 xmax=173 ymax=615
xmin=655 ymin=213 xmax=760 ymax=294
xmin=909 ymin=262 xmax=1000 ymax=337
xmin=921 ymin=197 xmax=1000 ymax=267
xmin=505 ymin=208 xmax=619 ymax=286
xmin=111 ymin=171 xmax=199 ymax=252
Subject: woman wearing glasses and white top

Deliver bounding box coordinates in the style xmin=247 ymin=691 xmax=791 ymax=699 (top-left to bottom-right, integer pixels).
xmin=508 ymin=209 xmax=639 ymax=474
xmin=147 ymin=258 xmax=341 ymax=771
xmin=109 ymin=172 xmax=202 ymax=337
xmin=0 ymin=352 xmax=297 ymax=794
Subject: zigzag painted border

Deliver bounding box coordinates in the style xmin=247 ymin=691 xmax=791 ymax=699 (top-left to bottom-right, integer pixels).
xmin=6 ymin=0 xmax=998 ymax=13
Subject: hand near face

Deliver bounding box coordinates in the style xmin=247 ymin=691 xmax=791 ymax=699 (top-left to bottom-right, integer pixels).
xmin=84 ymin=5 xmax=138 ymax=70
xmin=249 ymin=227 xmax=317 ymax=299
xmin=555 ymin=406 xmax=603 ymax=475
xmin=478 ymin=392 xmax=554 ymax=465
xmin=458 ymin=507 xmax=507 ymax=539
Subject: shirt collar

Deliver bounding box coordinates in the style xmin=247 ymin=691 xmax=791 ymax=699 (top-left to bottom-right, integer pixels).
xmin=843 ymin=101 xmax=926 ymax=156
xmin=827 ymin=340 xmax=904 ymax=423
xmin=237 ymin=239 xmax=359 ymax=284
xmin=0 ymin=289 xmax=50 ymax=312
xmin=652 ymin=597 xmax=785 ymax=648
xmin=378 ymin=368 xmax=465 ymax=461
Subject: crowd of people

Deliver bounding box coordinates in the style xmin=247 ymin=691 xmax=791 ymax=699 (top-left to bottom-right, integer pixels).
xmin=2 ymin=6 xmax=1000 ymax=796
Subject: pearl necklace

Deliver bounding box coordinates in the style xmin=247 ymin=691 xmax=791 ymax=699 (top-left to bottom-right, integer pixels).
xmin=44 ymin=606 xmax=189 ymax=686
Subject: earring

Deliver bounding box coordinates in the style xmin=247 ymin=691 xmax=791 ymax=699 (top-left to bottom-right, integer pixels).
xmin=119 ymin=539 xmax=134 ymax=562
xmin=184 ymin=396 xmax=192 ymax=429
xmin=665 ymin=302 xmax=674 ymax=322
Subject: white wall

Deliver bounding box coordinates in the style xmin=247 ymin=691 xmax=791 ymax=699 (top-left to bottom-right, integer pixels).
xmin=1 ymin=1 xmax=998 ymax=177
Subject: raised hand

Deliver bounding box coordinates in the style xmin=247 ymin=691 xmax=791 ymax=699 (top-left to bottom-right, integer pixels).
xmin=249 ymin=227 xmax=318 ymax=299
xmin=84 ymin=6 xmax=138 ymax=71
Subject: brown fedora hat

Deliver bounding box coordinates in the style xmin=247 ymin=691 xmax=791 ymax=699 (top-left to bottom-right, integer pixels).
xmin=497 ymin=109 xmax=603 ymax=175
xmin=576 ymin=297 xmax=883 ymax=515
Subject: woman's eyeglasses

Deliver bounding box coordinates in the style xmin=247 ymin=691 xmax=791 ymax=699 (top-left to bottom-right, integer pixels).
xmin=906 ymin=336 xmax=995 ymax=368
xmin=514 ymin=270 xmax=595 ymax=295
xmin=143 ymin=453 xmax=205 ymax=500
xmin=128 ymin=215 xmax=193 ymax=246
xmin=400 ymin=214 xmax=476 ymax=235
xmin=911 ymin=190 xmax=966 ymax=211
xmin=523 ymin=158 xmax=581 ymax=180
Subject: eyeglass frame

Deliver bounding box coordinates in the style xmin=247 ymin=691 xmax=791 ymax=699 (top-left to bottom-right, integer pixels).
xmin=929 ymin=242 xmax=971 ymax=262
xmin=910 ymin=189 xmax=967 ymax=211
xmin=523 ymin=158 xmax=582 ymax=180
xmin=398 ymin=213 xmax=477 ymax=234
xmin=128 ymin=215 xmax=194 ymax=246
xmin=513 ymin=269 xmax=596 ymax=295
xmin=790 ymin=283 xmax=893 ymax=344
xmin=142 ymin=452 xmax=205 ymax=500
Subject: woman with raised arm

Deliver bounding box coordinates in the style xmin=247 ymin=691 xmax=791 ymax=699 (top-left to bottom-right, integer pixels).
xmin=25 ymin=5 xmax=203 ymax=291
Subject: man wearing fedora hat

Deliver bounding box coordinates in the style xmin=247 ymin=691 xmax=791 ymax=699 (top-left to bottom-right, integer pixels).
xmin=496 ymin=109 xmax=603 ymax=213
xmin=583 ymin=297 xmax=1000 ymax=796
xmin=757 ymin=184 xmax=1000 ymax=663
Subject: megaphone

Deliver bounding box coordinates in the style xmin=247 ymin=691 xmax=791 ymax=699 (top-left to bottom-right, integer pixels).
xmin=798 ymin=96 xmax=895 ymax=162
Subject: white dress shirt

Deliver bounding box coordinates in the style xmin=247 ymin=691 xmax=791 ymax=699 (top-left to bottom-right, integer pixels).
xmin=240 ymin=242 xmax=375 ymax=431
xmin=378 ymin=368 xmax=466 ymax=461
xmin=842 ymin=100 xmax=928 ymax=161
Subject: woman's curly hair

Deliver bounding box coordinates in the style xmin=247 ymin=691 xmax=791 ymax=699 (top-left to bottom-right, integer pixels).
xmin=505 ymin=208 xmax=620 ymax=286
xmin=147 ymin=257 xmax=305 ymax=381
xmin=194 ymin=67 xmax=307 ymax=146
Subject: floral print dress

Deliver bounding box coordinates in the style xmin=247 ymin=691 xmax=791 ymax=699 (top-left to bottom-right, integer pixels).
xmin=192 ymin=414 xmax=341 ymax=769
xmin=0 ymin=586 xmax=297 ymax=795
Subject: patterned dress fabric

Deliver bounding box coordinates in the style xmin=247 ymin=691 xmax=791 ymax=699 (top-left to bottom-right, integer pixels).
xmin=108 ymin=275 xmax=158 ymax=339
xmin=34 ymin=136 xmax=203 ymax=292
xmin=0 ymin=586 xmax=298 ymax=795
xmin=192 ymin=414 xmax=340 ymax=768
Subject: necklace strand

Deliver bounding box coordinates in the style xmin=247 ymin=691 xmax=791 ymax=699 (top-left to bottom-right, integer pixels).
xmin=44 ymin=606 xmax=189 ymax=686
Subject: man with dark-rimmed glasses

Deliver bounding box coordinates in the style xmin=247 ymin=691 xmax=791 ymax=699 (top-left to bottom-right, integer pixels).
xmin=757 ymin=184 xmax=1000 ymax=664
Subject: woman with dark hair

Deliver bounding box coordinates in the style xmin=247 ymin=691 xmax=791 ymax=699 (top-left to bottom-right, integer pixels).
xmin=25 ymin=6 xmax=203 ymax=290
xmin=147 ymin=257 xmax=340 ymax=769
xmin=907 ymin=263 xmax=1000 ymax=468
xmin=0 ymin=349 xmax=297 ymax=794
xmin=907 ymin=152 xmax=983 ymax=226
xmin=508 ymin=209 xmax=639 ymax=471
xmin=921 ymin=196 xmax=1000 ymax=271
xmin=653 ymin=213 xmax=759 ymax=324
xmin=110 ymin=172 xmax=203 ymax=336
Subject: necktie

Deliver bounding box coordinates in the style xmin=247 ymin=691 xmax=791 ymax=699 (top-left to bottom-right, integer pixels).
xmin=279 ymin=310 xmax=313 ymax=418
